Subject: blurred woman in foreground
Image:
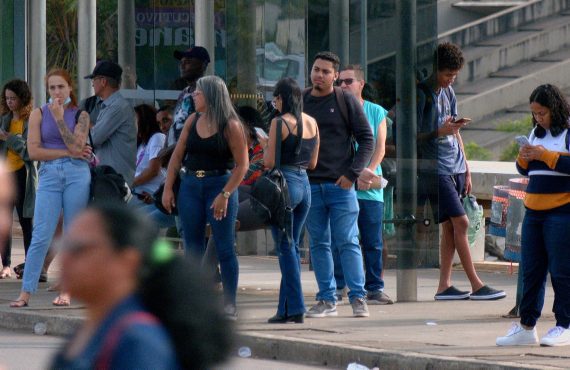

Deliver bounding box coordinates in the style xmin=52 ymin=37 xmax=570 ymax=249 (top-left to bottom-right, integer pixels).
xmin=51 ymin=203 xmax=232 ymax=369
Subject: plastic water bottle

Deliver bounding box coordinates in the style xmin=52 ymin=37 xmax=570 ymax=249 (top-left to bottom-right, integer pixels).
xmin=237 ymin=346 xmax=252 ymax=358
xmin=33 ymin=322 xmax=47 ymax=335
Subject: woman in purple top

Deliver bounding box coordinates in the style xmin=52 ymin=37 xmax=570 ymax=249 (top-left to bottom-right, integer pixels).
xmin=11 ymin=69 xmax=92 ymax=308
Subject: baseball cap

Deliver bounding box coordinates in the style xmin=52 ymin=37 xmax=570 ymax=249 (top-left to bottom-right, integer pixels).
xmin=84 ymin=60 xmax=123 ymax=80
xmin=173 ymin=46 xmax=210 ymax=65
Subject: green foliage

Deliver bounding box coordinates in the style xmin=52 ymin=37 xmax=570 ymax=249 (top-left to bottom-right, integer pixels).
xmin=495 ymin=116 xmax=533 ymax=161
xmin=46 ymin=0 xmax=78 ymax=74
xmin=464 ymin=141 xmax=492 ymax=161
xmin=500 ymin=142 xmax=520 ymax=162
xmin=496 ymin=116 xmax=533 ymax=134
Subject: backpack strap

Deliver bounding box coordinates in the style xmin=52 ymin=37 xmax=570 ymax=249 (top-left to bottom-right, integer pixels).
xmin=96 ymin=311 xmax=160 ymax=370
xmin=417 ymin=82 xmax=438 ymax=133
xmin=275 ymin=117 xmax=283 ymax=169
xmin=333 ymin=86 xmax=350 ymax=128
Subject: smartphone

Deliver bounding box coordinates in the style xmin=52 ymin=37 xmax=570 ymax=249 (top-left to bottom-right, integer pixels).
xmin=515 ymin=135 xmax=530 ymax=147
xmin=454 ymin=117 xmax=472 ymax=125
xmin=254 ymin=127 xmax=268 ymax=139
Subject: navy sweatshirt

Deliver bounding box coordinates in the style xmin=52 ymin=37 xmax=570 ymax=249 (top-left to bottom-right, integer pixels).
xmin=303 ymin=89 xmax=374 ymax=183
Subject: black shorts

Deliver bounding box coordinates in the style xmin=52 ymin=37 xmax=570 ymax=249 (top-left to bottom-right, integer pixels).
xmin=419 ymin=173 xmax=466 ymax=224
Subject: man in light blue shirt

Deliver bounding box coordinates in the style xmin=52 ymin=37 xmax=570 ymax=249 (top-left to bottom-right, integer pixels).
xmin=335 ymin=64 xmax=393 ymax=305
xmin=85 ymin=61 xmax=137 ymax=186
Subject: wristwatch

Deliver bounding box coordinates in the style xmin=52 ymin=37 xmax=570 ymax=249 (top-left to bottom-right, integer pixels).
xmin=221 ymin=190 xmax=231 ymax=199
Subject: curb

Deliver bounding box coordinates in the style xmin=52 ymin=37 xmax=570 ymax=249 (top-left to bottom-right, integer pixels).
xmin=235 ymin=332 xmax=560 ymax=370
xmin=0 ymin=309 xmax=80 ymax=337
xmin=0 ymin=310 xmax=559 ymax=370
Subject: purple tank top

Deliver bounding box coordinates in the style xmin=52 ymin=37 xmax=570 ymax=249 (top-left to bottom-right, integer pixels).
xmin=40 ymin=104 xmax=78 ymax=150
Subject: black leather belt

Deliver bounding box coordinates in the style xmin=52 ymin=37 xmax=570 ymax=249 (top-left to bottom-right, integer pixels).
xmin=181 ymin=168 xmax=230 ymax=178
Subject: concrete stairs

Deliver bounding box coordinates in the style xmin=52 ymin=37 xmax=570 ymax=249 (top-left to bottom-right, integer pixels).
xmin=452 ymin=5 xmax=570 ymax=122
xmin=461 ymin=86 xmax=570 ymax=160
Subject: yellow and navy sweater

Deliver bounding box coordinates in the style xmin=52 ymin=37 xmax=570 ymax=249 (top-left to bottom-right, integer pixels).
xmin=516 ymin=128 xmax=570 ymax=211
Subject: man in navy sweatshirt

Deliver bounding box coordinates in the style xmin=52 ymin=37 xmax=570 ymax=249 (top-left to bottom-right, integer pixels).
xmin=303 ymin=51 xmax=374 ymax=318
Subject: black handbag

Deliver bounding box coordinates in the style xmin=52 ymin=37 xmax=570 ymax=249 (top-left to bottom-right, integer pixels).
xmin=250 ymin=118 xmax=293 ymax=241
xmin=153 ymin=175 xmax=181 ymax=215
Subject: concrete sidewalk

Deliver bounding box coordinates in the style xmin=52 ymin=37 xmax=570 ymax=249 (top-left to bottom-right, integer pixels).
xmin=0 ymin=239 xmax=567 ymax=370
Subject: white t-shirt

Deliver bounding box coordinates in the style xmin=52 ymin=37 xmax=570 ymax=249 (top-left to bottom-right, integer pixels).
xmin=133 ymin=132 xmax=166 ymax=194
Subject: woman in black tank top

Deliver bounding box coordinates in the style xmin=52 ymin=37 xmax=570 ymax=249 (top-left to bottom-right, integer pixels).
xmin=260 ymin=78 xmax=319 ymax=324
xmin=162 ymin=76 xmax=248 ymax=319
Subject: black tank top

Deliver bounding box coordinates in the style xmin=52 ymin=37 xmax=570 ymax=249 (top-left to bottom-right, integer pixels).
xmin=280 ymin=120 xmax=317 ymax=168
xmin=183 ymin=114 xmax=234 ymax=171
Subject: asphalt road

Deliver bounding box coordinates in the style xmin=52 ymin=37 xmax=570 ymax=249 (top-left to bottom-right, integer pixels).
xmin=0 ymin=329 xmax=330 ymax=370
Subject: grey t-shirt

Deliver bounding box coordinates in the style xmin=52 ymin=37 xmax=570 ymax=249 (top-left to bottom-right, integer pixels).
xmin=90 ymin=91 xmax=137 ymax=185
xmin=436 ymin=87 xmax=466 ymax=175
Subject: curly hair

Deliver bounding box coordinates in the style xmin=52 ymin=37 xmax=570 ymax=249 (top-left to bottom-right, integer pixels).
xmin=1 ymin=79 xmax=33 ymax=121
xmin=529 ymin=84 xmax=570 ymax=138
xmin=434 ymin=42 xmax=464 ymax=72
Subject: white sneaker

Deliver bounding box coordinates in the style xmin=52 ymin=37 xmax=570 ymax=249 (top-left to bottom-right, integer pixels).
xmin=496 ymin=322 xmax=538 ymax=346
xmin=540 ymin=326 xmax=570 ymax=347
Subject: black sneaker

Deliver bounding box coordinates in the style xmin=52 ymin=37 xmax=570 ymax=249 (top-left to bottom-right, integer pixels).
xmin=434 ymin=286 xmax=470 ymax=301
xmin=470 ymin=285 xmax=506 ymax=300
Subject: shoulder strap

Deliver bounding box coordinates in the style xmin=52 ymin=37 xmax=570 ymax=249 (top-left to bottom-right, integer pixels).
xmin=96 ymin=311 xmax=159 ymax=370
xmin=275 ymin=117 xmax=283 ymax=169
xmin=333 ymin=86 xmax=350 ymax=128
xmin=566 ymin=129 xmax=570 ymax=151
xmin=417 ymin=82 xmax=438 ymax=131
xmin=75 ymin=109 xmax=83 ymax=124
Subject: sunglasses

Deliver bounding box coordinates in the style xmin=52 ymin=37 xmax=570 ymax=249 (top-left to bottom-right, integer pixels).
xmin=337 ymin=78 xmax=356 ymax=86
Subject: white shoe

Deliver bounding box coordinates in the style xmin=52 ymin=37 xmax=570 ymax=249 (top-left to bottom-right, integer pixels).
xmin=496 ymin=322 xmax=538 ymax=346
xmin=540 ymin=326 xmax=570 ymax=347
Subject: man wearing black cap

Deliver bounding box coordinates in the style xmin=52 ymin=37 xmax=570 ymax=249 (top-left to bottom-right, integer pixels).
xmin=85 ymin=60 xmax=137 ymax=185
xmin=167 ymin=46 xmax=210 ymax=147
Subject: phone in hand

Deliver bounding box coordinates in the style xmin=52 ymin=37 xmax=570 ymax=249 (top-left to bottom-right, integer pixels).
xmin=454 ymin=117 xmax=472 ymax=126
xmin=254 ymin=127 xmax=268 ymax=140
xmin=515 ymin=135 xmax=530 ymax=147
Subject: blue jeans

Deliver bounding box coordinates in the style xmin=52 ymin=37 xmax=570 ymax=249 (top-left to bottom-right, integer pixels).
xmin=305 ymin=183 xmax=366 ymax=303
xmin=177 ymin=173 xmax=239 ymax=306
xmin=334 ymin=200 xmax=385 ymax=293
xmin=22 ymin=158 xmax=91 ymax=293
xmin=271 ymin=168 xmax=310 ymax=316
xmin=520 ymin=209 xmax=570 ymax=329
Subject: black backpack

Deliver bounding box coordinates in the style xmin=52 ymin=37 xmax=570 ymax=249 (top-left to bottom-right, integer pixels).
xmin=250 ymin=118 xmax=293 ymax=241
xmin=88 ymin=131 xmax=131 ymax=204
xmin=89 ymin=165 xmax=131 ymax=204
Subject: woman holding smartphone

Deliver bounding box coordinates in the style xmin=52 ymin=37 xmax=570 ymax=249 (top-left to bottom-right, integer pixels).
xmin=497 ymin=84 xmax=570 ymax=346
xmin=162 ymin=76 xmax=248 ymax=319
xmin=10 ymin=69 xmax=92 ymax=308
xmin=0 ymin=79 xmax=36 ymax=279
xmin=260 ymin=77 xmax=319 ymax=324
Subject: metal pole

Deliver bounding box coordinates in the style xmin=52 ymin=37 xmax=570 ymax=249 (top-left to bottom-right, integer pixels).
xmin=77 ymin=0 xmax=96 ymax=101
xmin=360 ymin=0 xmax=368 ymax=80
xmin=395 ymin=0 xmax=418 ymax=302
xmin=118 ymin=0 xmax=137 ymax=89
xmin=195 ymin=0 xmax=215 ymax=76
xmin=329 ymin=0 xmax=349 ymax=65
xmin=29 ymin=0 xmax=46 ymax=107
